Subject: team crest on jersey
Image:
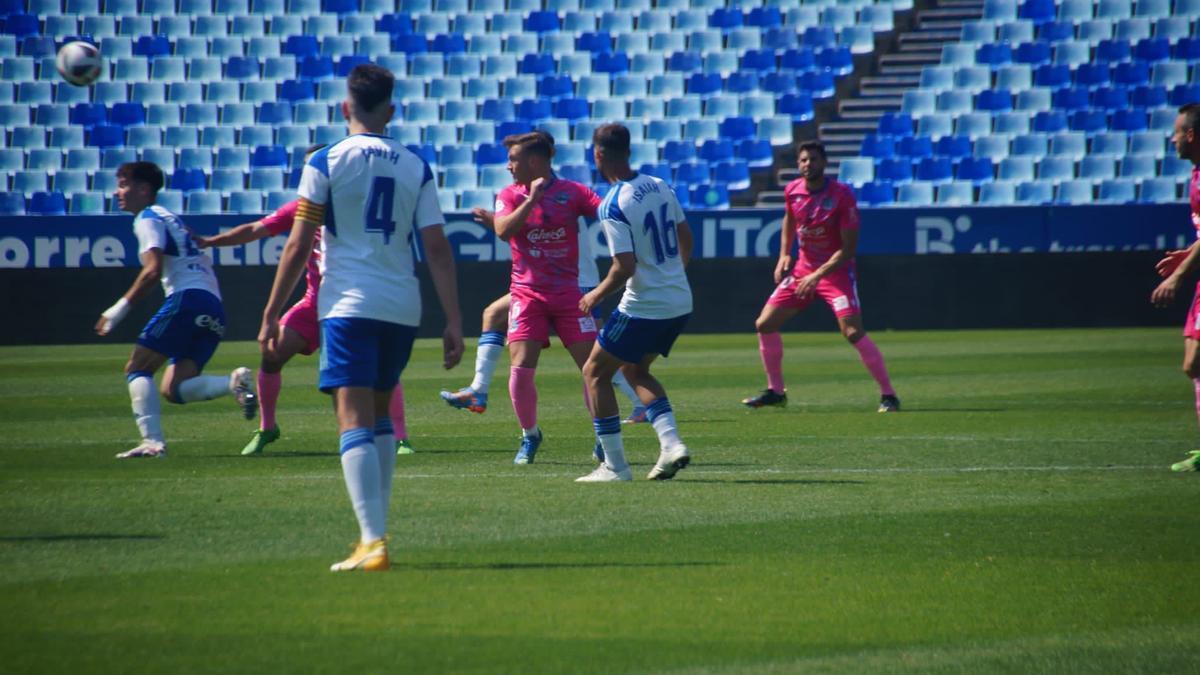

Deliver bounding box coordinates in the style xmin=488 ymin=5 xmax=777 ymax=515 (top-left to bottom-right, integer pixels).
xmin=553 ymin=192 xmax=571 ymax=205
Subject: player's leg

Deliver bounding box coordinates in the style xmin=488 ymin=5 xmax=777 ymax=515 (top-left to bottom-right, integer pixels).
xmin=624 ymin=354 xmax=691 ymax=480
xmin=509 ymin=338 xmax=544 ymax=464
xmin=117 ymin=345 xmax=169 ymax=458
xmin=837 ymin=313 xmax=899 ymax=412
xmin=577 ymin=343 xmax=632 ymax=482
xmin=241 ymin=325 xmax=308 ymax=455
xmin=323 ymin=318 xmax=393 ymax=572
xmin=1172 ymin=337 xmax=1200 ymax=471
xmin=390 ymin=380 xmax=413 ymax=454
xmin=156 ymin=295 xmax=255 ymax=417
xmin=441 ymin=293 xmax=510 ymax=413
xmin=743 ymin=301 xmax=800 ymax=408
xmin=585 ymin=297 xmax=644 ymax=422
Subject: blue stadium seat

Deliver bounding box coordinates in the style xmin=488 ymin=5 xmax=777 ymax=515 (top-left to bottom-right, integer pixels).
xmin=250 ymin=145 xmax=288 ymax=168
xmin=28 ymin=191 xmax=67 ymax=215
xmin=973 ymin=135 xmax=1010 ymax=160
xmin=921 ymin=116 xmax=954 ymax=143
xmin=1014 ymin=41 xmax=1052 ymax=67
xmin=169 ymin=167 xmax=207 ymax=193
xmin=1098 ymin=178 xmax=1136 ymax=203
xmin=856 ymin=181 xmax=893 ymax=206
xmin=689 ymin=183 xmax=729 ymax=209
xmin=934 ymin=183 xmax=973 ymax=205
xmin=1140 ymin=177 xmax=1180 ymax=203
xmin=1053 ymin=180 xmax=1092 ymax=205
xmin=977 ymin=89 xmax=1014 ymax=112
xmin=1068 ymin=109 xmax=1108 ymax=133
xmin=998 ymin=156 xmax=1036 ymax=182
xmin=916 ymin=157 xmax=953 ymax=183
xmin=1012 ymin=181 xmax=1051 ymax=204
xmin=229 ymin=191 xmax=264 ymax=213
xmin=956 ymin=157 xmax=995 ymax=183
xmin=1079 ymin=155 xmax=1116 ymax=183
xmin=936 ymin=135 xmax=973 ymax=160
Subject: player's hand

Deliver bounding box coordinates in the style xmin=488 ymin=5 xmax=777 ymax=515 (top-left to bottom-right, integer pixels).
xmin=774 ymin=255 xmax=793 ymax=284
xmin=529 ymin=177 xmax=547 ymax=201
xmin=442 ymin=323 xmax=465 ymax=370
xmin=579 ymin=290 xmax=600 ymax=315
xmin=795 ymin=272 xmax=820 ymax=300
xmin=1152 ymin=276 xmax=1181 ymax=308
xmin=472 ymin=208 xmax=495 ymax=230
xmin=193 ymin=235 xmax=211 ymax=249
xmin=1156 ymin=249 xmax=1188 ymax=278
xmin=258 ymin=316 xmax=281 ymax=354
xmin=94 ymin=314 xmax=111 ymax=336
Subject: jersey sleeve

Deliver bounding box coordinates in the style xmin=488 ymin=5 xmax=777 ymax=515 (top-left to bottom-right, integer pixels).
xmin=598 ymin=189 xmax=634 ymax=257
xmin=259 ymin=200 xmax=298 ymax=236
xmin=414 ymin=161 xmax=444 ymax=230
xmin=578 ymin=185 xmax=602 ymax=219
xmin=838 ymin=186 xmax=861 ymax=231
xmin=297 ymin=146 xmax=331 ymax=206
xmin=494 ymin=185 xmax=519 ymax=217
xmin=133 ymin=214 xmax=166 ymax=255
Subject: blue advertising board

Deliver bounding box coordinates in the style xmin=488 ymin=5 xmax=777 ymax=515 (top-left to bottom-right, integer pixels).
xmin=0 ymin=204 xmax=1190 ymax=269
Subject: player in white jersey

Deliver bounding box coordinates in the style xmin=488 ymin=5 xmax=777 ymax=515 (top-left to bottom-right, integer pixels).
xmin=577 ymin=124 xmax=695 ymax=482
xmin=95 ymin=162 xmax=256 ymax=459
xmin=438 ymin=133 xmax=646 ymax=423
xmin=259 ymin=65 xmax=464 ymax=572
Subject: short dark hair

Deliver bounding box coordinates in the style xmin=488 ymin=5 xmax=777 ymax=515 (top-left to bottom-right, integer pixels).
xmin=503 ymin=131 xmax=554 ymax=159
xmin=592 ymin=123 xmax=631 ymax=158
xmin=347 ymin=64 xmax=394 ymax=113
xmin=1180 ymin=103 xmax=1200 ymax=132
xmin=116 ymin=162 xmax=164 ymax=192
xmin=798 ymin=141 xmax=827 ymax=160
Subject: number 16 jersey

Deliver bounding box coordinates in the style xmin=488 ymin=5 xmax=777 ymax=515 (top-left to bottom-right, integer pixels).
xmin=298 ymin=133 xmax=444 ymax=326
xmin=598 ymin=173 xmax=692 ymax=320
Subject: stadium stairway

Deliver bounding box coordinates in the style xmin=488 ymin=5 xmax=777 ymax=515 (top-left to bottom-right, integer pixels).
xmin=757 ymin=0 xmax=983 ymax=205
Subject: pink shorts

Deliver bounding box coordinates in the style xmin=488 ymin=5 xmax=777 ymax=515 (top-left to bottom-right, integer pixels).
xmin=1185 ymin=281 xmax=1200 ymax=339
xmin=767 ymin=264 xmax=861 ymax=318
xmin=508 ymin=287 xmax=597 ymax=347
xmin=280 ymin=294 xmax=320 ymax=356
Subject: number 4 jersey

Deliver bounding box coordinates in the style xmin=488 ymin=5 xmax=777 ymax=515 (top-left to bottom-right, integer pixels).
xmin=298 ymin=133 xmax=444 ymax=326
xmin=133 ymin=204 xmax=221 ymax=300
xmin=598 ymin=173 xmax=692 ymax=320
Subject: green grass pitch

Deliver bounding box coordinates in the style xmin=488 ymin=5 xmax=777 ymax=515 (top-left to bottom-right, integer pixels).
xmin=1 ymin=328 xmax=1197 ymax=673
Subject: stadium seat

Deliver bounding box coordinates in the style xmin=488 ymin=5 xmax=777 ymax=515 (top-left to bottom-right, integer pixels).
xmin=1055 ymin=180 xmax=1094 ymax=204
xmin=1098 ymin=179 xmax=1137 ymax=203
xmin=28 ymin=191 xmax=67 ymax=215
xmin=896 ymin=182 xmax=933 ymax=205
xmin=858 ymin=181 xmax=895 ymax=206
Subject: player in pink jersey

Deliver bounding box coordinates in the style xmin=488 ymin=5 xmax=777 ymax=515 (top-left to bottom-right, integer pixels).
xmin=492 ymin=131 xmax=602 ymax=464
xmin=741 ymin=141 xmax=899 ymax=412
xmin=1152 ymin=103 xmax=1200 ymax=472
xmin=196 ymin=148 xmax=412 ymax=456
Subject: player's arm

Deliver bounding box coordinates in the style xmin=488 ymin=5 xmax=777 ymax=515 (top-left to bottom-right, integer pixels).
xmin=677 ymin=220 xmax=694 ymax=267
xmin=493 ymin=177 xmax=546 ymax=241
xmin=95 ymin=248 xmax=163 ymax=335
xmin=582 ymin=252 xmax=636 ymax=314
xmin=774 ymin=209 xmax=795 ymax=283
xmin=420 ymin=225 xmax=465 ymax=370
xmin=258 ymin=199 xmax=320 ymax=349
xmin=1152 ymin=239 xmax=1200 ymax=307
xmin=471 ymin=208 xmax=495 ymax=230
xmin=194 ymin=221 xmax=274 ymax=248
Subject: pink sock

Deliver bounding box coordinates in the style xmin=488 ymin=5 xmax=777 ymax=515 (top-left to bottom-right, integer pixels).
xmin=389 ymin=380 xmax=407 ymax=440
xmin=258 ymin=370 xmax=281 ymax=430
xmin=509 ymin=366 xmax=538 ymax=430
xmin=758 ymin=332 xmax=785 ymax=393
xmin=1193 ymin=379 xmax=1200 ymax=431
xmin=854 ymin=335 xmax=895 ymax=396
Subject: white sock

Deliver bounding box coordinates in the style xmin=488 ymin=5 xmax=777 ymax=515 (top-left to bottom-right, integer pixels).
xmin=470 ymin=331 xmax=505 ymax=394
xmin=613 ymin=370 xmax=641 ymax=409
xmin=127 ymin=372 xmax=163 ymax=443
xmin=339 ymin=428 xmax=385 ymax=543
xmin=374 ymin=419 xmax=396 ymax=520
xmin=647 ymin=398 xmax=683 ymax=449
xmin=593 ymin=416 xmax=627 ymax=471
xmin=176 ymin=375 xmax=230 ymax=403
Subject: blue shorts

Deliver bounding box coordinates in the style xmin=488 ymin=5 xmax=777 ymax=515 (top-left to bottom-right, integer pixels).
xmin=597 ymin=310 xmax=690 ymax=364
xmin=319 ymin=317 xmax=416 ymax=393
xmin=136 ymin=289 xmax=225 ymax=370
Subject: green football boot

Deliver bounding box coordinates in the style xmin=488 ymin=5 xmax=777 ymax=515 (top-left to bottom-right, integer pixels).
xmin=241 ymin=426 xmax=280 ymax=456
xmin=1170 ymin=450 xmax=1200 ymax=472
xmin=396 ymin=438 xmax=415 ymax=455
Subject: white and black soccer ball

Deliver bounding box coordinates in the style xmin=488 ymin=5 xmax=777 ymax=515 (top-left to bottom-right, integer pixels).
xmin=56 ymin=41 xmax=104 ymax=87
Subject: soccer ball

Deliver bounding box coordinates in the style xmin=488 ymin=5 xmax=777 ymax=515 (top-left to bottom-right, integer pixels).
xmin=56 ymin=41 xmax=104 ymax=87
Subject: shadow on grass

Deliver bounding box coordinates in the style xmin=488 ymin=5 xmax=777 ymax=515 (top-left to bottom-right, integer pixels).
xmin=400 ymin=561 xmax=723 ymax=571
xmin=681 ymin=478 xmax=866 ymax=486
xmin=199 ymin=451 xmax=334 ymax=459
xmin=0 ymin=533 xmax=164 ymax=543
xmin=898 ymin=408 xmax=1006 ymax=413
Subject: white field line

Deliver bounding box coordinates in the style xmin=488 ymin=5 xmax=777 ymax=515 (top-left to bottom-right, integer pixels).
xmin=0 ymin=464 xmax=1164 ymax=485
